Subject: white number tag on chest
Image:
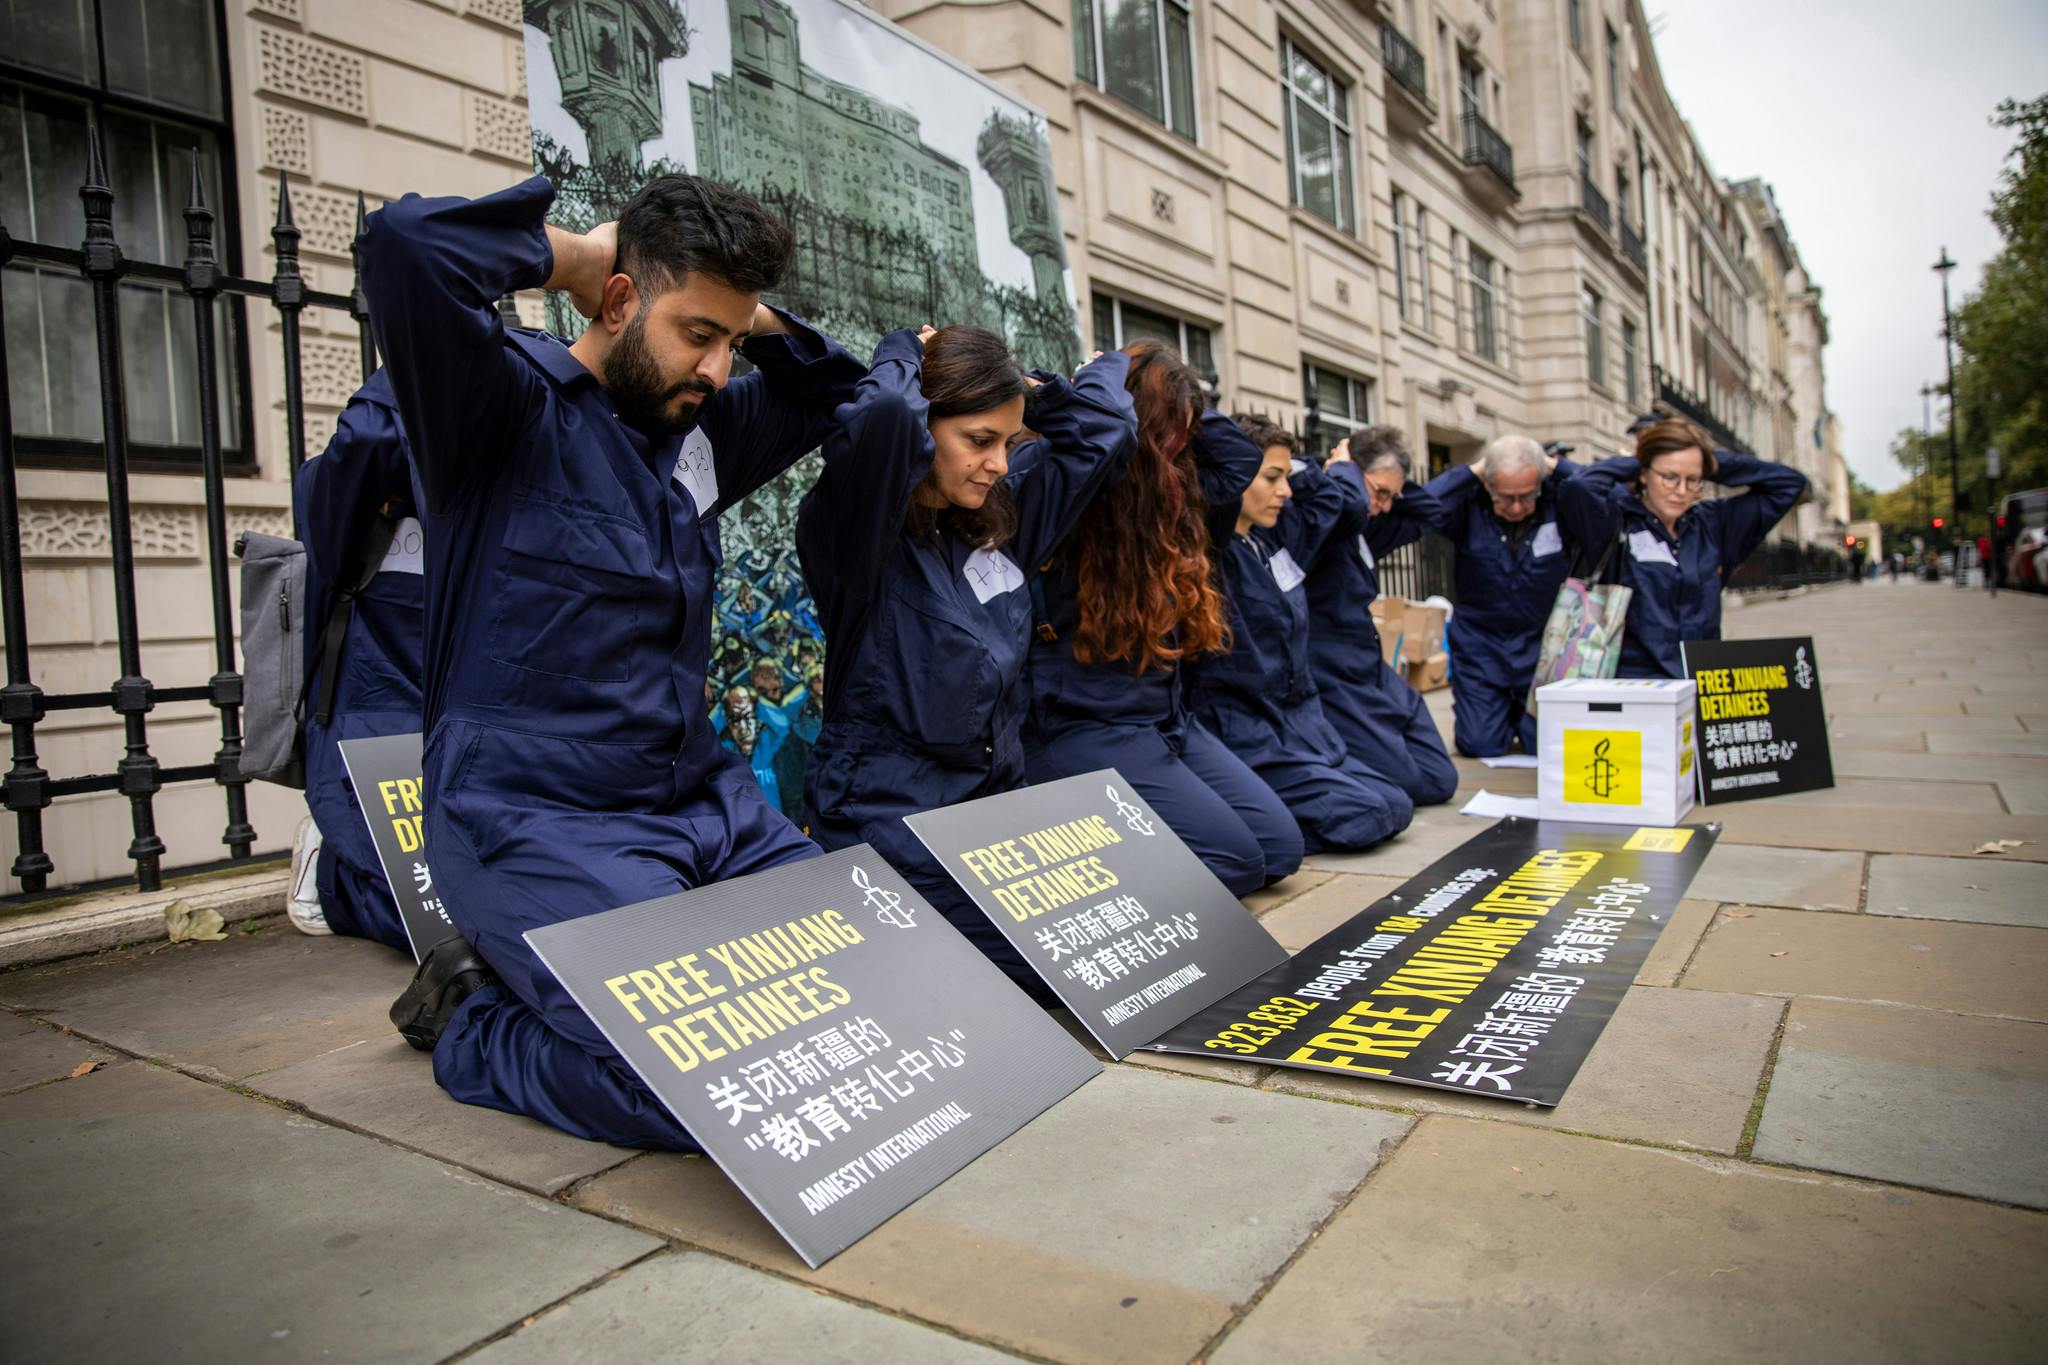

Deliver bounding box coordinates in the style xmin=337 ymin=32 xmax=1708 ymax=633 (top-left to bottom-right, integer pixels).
xmin=1629 ymin=528 xmax=1678 ymax=566
xmin=1355 ymin=534 xmax=1375 ymax=571
xmin=1531 ymin=521 xmax=1563 ymax=559
xmin=963 ymin=546 xmax=1025 ymax=603
xmin=1270 ymin=547 xmax=1307 ymax=593
xmin=378 ymin=517 xmax=424 ymax=575
xmin=671 ymin=429 xmax=719 ymax=517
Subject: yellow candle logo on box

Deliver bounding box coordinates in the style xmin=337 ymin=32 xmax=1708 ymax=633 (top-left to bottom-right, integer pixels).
xmin=1564 ymin=729 xmax=1641 ymax=805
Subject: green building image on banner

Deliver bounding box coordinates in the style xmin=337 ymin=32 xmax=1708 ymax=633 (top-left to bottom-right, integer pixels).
xmin=523 ymin=0 xmax=1077 ymax=822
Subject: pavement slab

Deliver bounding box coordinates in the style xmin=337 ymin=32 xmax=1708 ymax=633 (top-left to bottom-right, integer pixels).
xmin=1863 ymin=853 xmax=2048 ymax=928
xmin=0 ymin=1061 xmax=659 ymax=1362
xmin=1682 ymin=842 xmax=1864 ymax=911
xmin=570 ymin=1067 xmax=1413 ymax=1365
xmin=1682 ymin=907 xmax=2048 ymax=1021
xmin=1262 ymin=986 xmax=1780 ymax=1154
xmin=1833 ymin=749 xmax=2048 ymax=784
xmin=1256 ymin=872 xmax=1407 ymax=951
xmin=1633 ymin=899 xmax=1720 ymax=987
xmin=1241 ymin=869 xmax=1331 ymax=916
xmin=469 ymin=1250 xmax=1025 ymax=1364
xmin=1753 ymin=1000 xmax=2048 ymax=1209
xmin=1303 ymin=805 xmax=1485 ymax=879
xmin=251 ymin=1034 xmax=639 ymax=1196
xmin=1765 ymin=777 xmax=2006 ymax=811
xmin=1706 ymin=803 xmax=2048 ymax=860
xmin=1832 ymin=714 xmax=2024 ymax=736
xmin=1998 ymin=779 xmax=2048 ymax=815
xmin=0 ymin=925 xmax=410 ymax=1082
xmin=0 ymin=1011 xmax=113 ymax=1095
xmin=1928 ymin=732 xmax=2048 ymax=757
xmin=1213 ymin=1117 xmax=2048 ymax=1365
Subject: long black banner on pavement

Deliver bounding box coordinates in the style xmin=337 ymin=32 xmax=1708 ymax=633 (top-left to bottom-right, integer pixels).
xmin=1146 ymin=817 xmax=1717 ymax=1105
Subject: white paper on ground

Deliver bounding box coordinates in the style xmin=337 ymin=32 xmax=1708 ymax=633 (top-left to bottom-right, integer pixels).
xmin=1479 ymin=753 xmax=1539 ymax=769
xmin=1460 ymin=789 xmax=1541 ymax=819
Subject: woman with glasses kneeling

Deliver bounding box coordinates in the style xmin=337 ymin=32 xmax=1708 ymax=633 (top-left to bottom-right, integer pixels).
xmin=1556 ymin=417 xmax=1808 ymax=679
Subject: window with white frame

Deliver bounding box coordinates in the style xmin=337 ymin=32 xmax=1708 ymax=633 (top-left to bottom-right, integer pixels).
xmin=2 ymin=3 xmax=249 ymax=473
xmin=1583 ymin=284 xmax=1606 ymax=387
xmin=1409 ymin=203 xmax=1433 ymax=330
xmin=1605 ymin=23 xmax=1621 ymax=105
xmin=1092 ymin=292 xmax=1215 ymax=379
xmin=1568 ymin=0 xmax=1585 ymax=54
xmin=1469 ymin=244 xmax=1499 ymax=363
xmin=1390 ymin=190 xmax=1410 ymax=318
xmin=1302 ymin=361 xmax=1370 ymax=458
xmin=1073 ymin=0 xmax=1196 ymax=140
xmin=1280 ymin=37 xmax=1354 ymax=232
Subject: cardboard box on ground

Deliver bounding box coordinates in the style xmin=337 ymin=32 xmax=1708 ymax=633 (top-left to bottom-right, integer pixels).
xmin=1369 ymin=595 xmax=1449 ymax=692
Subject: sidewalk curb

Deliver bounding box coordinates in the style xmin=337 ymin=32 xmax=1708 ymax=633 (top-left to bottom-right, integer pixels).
xmin=0 ymin=867 xmax=290 ymax=971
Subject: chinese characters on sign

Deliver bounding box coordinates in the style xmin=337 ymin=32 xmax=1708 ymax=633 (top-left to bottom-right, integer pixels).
xmin=525 ymin=844 xmax=1099 ymax=1267
xmin=904 ymin=769 xmax=1288 ymax=1057
xmin=1149 ymin=817 xmax=1717 ymax=1105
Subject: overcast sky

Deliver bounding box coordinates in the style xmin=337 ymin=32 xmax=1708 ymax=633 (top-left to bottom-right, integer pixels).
xmin=1649 ymin=0 xmax=2048 ymax=489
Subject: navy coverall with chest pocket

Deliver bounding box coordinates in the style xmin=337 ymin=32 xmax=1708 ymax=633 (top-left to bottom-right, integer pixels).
xmin=798 ymin=334 xmax=1135 ymax=999
xmin=359 ymin=177 xmax=865 ymax=1148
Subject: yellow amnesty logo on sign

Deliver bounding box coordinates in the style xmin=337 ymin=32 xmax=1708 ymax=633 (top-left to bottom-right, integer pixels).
xmin=1623 ymin=827 xmax=1695 ymax=853
xmin=1563 ymin=729 xmax=1641 ymax=805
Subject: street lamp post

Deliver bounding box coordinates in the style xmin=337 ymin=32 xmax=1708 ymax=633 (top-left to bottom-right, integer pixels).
xmin=1934 ymin=249 xmax=1965 ymax=588
xmin=1918 ymin=380 xmax=1934 ymax=539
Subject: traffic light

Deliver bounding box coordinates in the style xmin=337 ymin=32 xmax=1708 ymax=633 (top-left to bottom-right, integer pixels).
xmin=1844 ymin=535 xmax=1858 ymax=548
xmin=1932 ymin=517 xmax=1945 ymax=530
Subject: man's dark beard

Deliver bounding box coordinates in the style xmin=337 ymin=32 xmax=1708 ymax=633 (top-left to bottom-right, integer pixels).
xmin=606 ymin=313 xmax=716 ymax=438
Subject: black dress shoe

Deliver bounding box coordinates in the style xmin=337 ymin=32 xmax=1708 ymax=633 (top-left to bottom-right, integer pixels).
xmin=390 ymin=935 xmax=500 ymax=1052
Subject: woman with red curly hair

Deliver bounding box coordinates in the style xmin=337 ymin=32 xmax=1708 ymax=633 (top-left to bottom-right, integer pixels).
xmin=1019 ymin=342 xmax=1302 ymax=895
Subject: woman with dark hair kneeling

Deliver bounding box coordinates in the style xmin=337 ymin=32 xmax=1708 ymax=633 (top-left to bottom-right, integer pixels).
xmin=1556 ymin=417 xmax=1808 ymax=679
xmin=1187 ymin=415 xmax=1414 ymax=854
xmin=1020 ymin=342 xmax=1303 ymax=897
xmin=798 ymin=327 xmax=1136 ymax=996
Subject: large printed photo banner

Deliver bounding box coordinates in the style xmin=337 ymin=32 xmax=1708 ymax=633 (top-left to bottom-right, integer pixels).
xmin=524 ymin=0 xmax=1078 ymax=828
xmin=1148 ymin=818 xmax=1718 ymax=1106
xmin=1681 ymin=637 xmax=1834 ymax=804
xmin=526 ymin=843 xmax=1100 ymax=1268
xmin=338 ymin=732 xmax=452 ymax=960
xmin=904 ymin=770 xmax=1291 ymax=1058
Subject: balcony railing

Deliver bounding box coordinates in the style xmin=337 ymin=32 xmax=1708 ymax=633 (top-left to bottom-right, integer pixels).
xmin=1380 ymin=24 xmax=1429 ymax=106
xmin=1619 ymin=218 xmax=1647 ymax=274
xmin=1461 ymin=111 xmax=1516 ymax=192
xmin=1654 ymin=364 xmax=1747 ymax=456
xmin=1579 ymin=172 xmax=1611 ymax=232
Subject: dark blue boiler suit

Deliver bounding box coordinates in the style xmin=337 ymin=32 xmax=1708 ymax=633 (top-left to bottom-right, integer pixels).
xmin=359 ymin=177 xmax=865 ymax=1148
xmin=293 ymin=372 xmax=422 ymax=952
xmin=1190 ymin=443 xmax=1414 ymax=853
xmin=1555 ymin=451 xmax=1808 ymax=679
xmin=1020 ymin=409 xmax=1304 ymax=897
xmin=1301 ymin=467 xmax=1456 ymax=806
xmin=798 ymin=334 xmax=1135 ymax=998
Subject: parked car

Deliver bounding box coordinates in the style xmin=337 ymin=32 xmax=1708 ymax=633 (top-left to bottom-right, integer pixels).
xmin=2007 ymin=526 xmax=2048 ymax=592
xmin=1993 ymin=487 xmax=2048 ymax=590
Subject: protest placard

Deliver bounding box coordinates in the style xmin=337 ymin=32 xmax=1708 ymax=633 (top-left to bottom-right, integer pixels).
xmin=1681 ymin=637 xmax=1834 ymax=803
xmin=338 ymin=732 xmax=452 ymax=960
xmin=904 ymin=770 xmax=1290 ymax=1057
xmin=525 ymin=844 xmax=1100 ymax=1268
xmin=1146 ymin=817 xmax=1717 ymax=1105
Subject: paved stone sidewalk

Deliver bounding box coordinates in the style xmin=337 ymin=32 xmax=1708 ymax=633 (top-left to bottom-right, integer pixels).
xmin=3 ymin=579 xmax=2044 ymax=1362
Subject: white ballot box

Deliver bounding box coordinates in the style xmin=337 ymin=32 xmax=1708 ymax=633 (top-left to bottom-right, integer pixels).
xmin=1536 ymin=677 xmax=1697 ymax=826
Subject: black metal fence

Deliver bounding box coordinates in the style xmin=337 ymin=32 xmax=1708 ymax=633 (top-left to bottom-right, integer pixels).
xmin=1 ymin=129 xmax=375 ymax=897
xmin=1725 ymin=538 xmax=1850 ymax=593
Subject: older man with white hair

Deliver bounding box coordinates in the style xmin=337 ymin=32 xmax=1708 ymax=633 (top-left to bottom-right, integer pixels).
xmin=1424 ymin=434 xmax=1627 ymax=756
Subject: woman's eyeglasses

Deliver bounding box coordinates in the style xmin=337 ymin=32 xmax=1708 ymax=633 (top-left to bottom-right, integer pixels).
xmin=1649 ymin=470 xmax=1704 ymax=493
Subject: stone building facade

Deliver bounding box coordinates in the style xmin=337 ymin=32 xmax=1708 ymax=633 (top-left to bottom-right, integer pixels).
xmin=2 ymin=0 xmax=1843 ymax=891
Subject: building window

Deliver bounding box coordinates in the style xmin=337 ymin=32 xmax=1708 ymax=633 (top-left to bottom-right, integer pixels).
xmin=1605 ymin=24 xmax=1621 ymax=105
xmin=1622 ymin=317 xmax=1640 ymax=405
xmin=1092 ymin=292 xmax=1215 ymax=381
xmin=1568 ymin=0 xmax=1584 ymax=54
xmin=1410 ymin=204 xmax=1433 ymax=330
xmin=1583 ymin=285 xmax=1605 ymax=388
xmin=2 ymin=2 xmax=248 ymax=474
xmin=1280 ymin=37 xmax=1354 ymax=232
xmin=1450 ymin=228 xmax=1466 ymax=347
xmin=1390 ymin=190 xmax=1410 ymax=319
xmin=1469 ymin=244 xmax=1499 ymax=364
xmin=1575 ymin=119 xmax=1595 ymax=185
xmin=1302 ymin=361 xmax=1370 ymax=457
xmin=1458 ymin=53 xmax=1483 ymax=125
xmin=1616 ymin=163 xmax=1633 ymax=225
xmin=1073 ymin=0 xmax=1196 ymax=140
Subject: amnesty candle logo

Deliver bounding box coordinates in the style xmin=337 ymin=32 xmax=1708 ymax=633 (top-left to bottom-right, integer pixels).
xmin=1107 ymin=784 xmax=1157 ymax=836
xmin=853 ymin=865 xmax=916 ymax=930
xmin=1564 ymin=729 xmax=1641 ymax=806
